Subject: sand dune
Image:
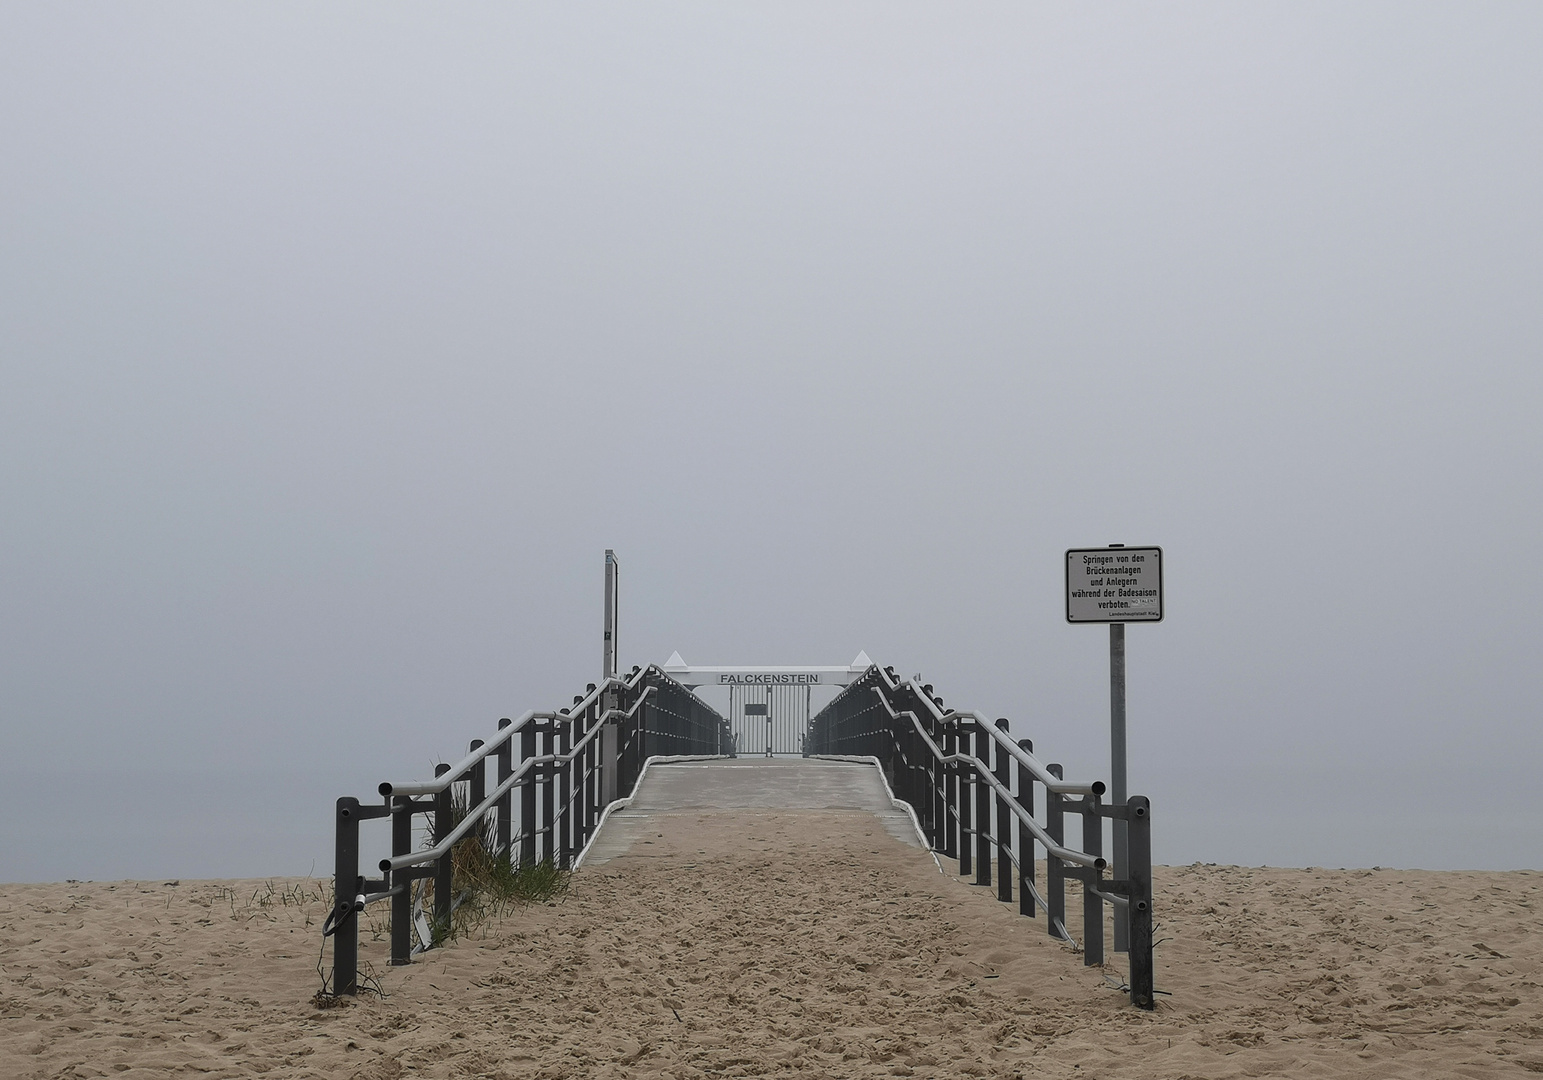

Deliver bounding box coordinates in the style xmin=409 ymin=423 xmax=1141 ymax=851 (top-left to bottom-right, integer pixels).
xmin=2 ymin=810 xmax=1539 ymax=1078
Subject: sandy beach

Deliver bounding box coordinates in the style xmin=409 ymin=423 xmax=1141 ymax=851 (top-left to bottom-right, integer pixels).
xmin=3 ymin=810 xmax=1539 ymax=1079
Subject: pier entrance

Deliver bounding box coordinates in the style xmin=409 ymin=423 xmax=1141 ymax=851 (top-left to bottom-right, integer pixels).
xmin=661 ymin=651 xmax=872 ymax=757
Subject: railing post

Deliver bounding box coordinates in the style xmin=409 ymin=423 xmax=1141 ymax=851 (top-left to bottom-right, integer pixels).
xmin=993 ymin=719 xmax=1012 ymax=903
xmin=390 ymin=795 xmax=413 ymax=966
xmin=580 ymin=699 xmax=596 ymax=848
xmin=433 ymin=763 xmax=453 ymax=935
xmin=956 ymin=719 xmax=972 ymax=877
xmin=912 ymin=719 xmax=926 ymax=832
xmin=600 ymin=718 xmax=620 ymax=807
xmin=1082 ymin=795 xmax=1104 ymax=967
xmin=592 ymin=697 xmax=605 ymax=835
xmin=619 ymin=693 xmax=636 ymax=797
xmin=540 ymin=720 xmax=555 ymax=865
xmin=558 ymin=712 xmax=573 ymax=868
xmin=1111 ymin=621 xmax=1128 ymax=954
xmin=641 ymin=692 xmax=653 ymax=765
xmin=332 ymin=797 xmax=361 ymax=995
xmin=944 ymin=715 xmax=958 ymax=861
xmin=496 ymin=719 xmax=513 ymax=858
xmin=520 ymin=721 xmax=537 ymax=868
xmin=974 ymin=723 xmax=991 ymax=887
xmin=1046 ymin=764 xmax=1066 ymax=940
xmin=1126 ymin=796 xmax=1155 ymax=1009
xmin=914 ymin=713 xmax=931 ymax=840
xmin=1015 ymin=738 xmax=1035 ymax=917
xmin=627 ymin=694 xmax=643 ymax=792
xmin=931 ymin=712 xmax=947 ymax=853
xmin=468 ymin=739 xmax=486 ymax=830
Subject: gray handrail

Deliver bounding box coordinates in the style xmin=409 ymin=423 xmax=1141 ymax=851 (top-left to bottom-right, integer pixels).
xmin=807 ymin=661 xmax=1155 ymax=1009
xmin=328 ymin=638 xmax=735 ymax=1001
xmin=381 ymin=687 xmax=656 ymax=872
xmin=870 ymin=690 xmax=1105 ymax=871
xmin=379 ymin=668 xmax=649 ymax=798
xmin=383 ymin=756 xmax=539 ymax=871
xmin=875 ymin=670 xmax=1103 ymax=797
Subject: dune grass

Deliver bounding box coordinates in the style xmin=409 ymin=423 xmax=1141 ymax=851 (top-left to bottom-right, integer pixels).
xmin=423 ymin=784 xmax=570 ymax=945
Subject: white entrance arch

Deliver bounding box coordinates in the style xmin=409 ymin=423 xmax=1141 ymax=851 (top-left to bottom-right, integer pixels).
xmin=662 ymin=651 xmax=873 ymax=756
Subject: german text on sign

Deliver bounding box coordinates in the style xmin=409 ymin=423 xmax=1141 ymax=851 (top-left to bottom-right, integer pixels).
xmin=1065 ymin=547 xmax=1163 ymax=623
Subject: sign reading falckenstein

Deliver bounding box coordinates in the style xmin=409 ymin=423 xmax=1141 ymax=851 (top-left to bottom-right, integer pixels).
xmin=1066 ymin=547 xmax=1163 ymax=623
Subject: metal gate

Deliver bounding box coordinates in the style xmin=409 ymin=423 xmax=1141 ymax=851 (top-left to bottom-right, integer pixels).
xmin=727 ymin=683 xmax=811 ymax=756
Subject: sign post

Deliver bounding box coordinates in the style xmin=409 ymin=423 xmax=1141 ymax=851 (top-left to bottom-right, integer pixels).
xmin=1066 ymin=544 xmax=1162 ymax=953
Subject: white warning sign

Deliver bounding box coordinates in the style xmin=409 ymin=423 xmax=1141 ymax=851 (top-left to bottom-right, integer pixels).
xmin=1066 ymin=547 xmax=1163 ymax=623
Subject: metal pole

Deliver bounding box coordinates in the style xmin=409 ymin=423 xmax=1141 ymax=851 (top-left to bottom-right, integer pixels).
xmin=496 ymin=719 xmax=513 ymax=858
xmin=1111 ymin=619 xmax=1128 ymax=952
xmin=582 ymin=700 xmax=596 ymax=845
xmin=1126 ymin=796 xmax=1155 ymax=1009
xmin=994 ymin=720 xmax=1012 ymax=904
xmin=600 ymin=718 xmax=619 ymax=805
xmin=520 ymin=722 xmax=537 ymax=868
xmin=332 ymin=798 xmax=360 ymax=994
xmin=974 ymin=723 xmax=991 ymax=887
xmin=559 ymin=713 xmax=574 ymax=867
xmin=956 ymin=719 xmax=972 ymax=877
xmin=390 ymin=796 xmax=413 ymax=966
xmin=1082 ymin=796 xmax=1104 ymax=967
xmin=468 ymin=739 xmax=485 ymax=822
xmin=641 ymin=692 xmax=652 ymax=765
xmin=1015 ymin=738 xmax=1035 ymax=917
xmin=432 ymin=763 xmax=453 ymax=936
xmin=943 ymin=715 xmax=956 ymax=860
xmin=932 ymin=712 xmax=947 ymax=853
xmin=603 ymin=550 xmax=619 ymax=679
xmin=540 ymin=722 xmax=554 ymax=864
xmin=1046 ymin=763 xmax=1066 ymax=940
xmin=622 ymin=690 xmax=639 ymax=794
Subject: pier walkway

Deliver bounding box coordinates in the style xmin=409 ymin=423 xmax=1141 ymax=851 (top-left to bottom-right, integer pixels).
xmin=580 ymin=757 xmax=923 ymax=866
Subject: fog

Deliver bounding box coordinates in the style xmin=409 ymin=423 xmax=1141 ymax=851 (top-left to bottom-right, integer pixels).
xmin=3 ymin=4 xmax=1539 ymax=881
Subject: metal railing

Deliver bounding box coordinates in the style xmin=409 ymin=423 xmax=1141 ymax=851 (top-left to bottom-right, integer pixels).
xmin=805 ymin=664 xmax=1155 ymax=1009
xmin=325 ymin=663 xmax=730 ymax=995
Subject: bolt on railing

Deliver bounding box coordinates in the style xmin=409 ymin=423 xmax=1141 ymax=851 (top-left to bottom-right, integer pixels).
xmin=324 ymin=664 xmax=729 ymax=996
xmin=805 ymin=664 xmax=1156 ymax=1009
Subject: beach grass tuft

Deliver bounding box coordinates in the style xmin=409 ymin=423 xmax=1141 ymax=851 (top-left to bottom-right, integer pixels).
xmin=422 ymin=782 xmax=571 ymax=944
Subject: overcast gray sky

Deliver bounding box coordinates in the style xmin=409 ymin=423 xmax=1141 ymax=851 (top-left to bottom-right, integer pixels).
xmin=3 ymin=4 xmax=1540 ymax=881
